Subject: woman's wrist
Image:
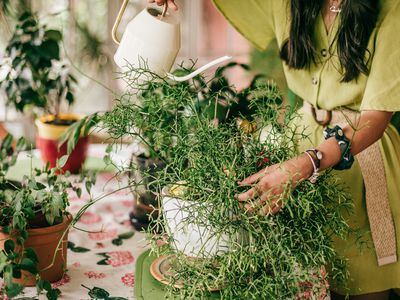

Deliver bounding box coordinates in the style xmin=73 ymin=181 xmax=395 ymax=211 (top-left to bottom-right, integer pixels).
xmin=285 ymin=153 xmax=315 ymax=183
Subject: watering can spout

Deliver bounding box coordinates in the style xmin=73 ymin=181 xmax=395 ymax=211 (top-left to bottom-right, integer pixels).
xmin=166 ymin=55 xmax=233 ymax=82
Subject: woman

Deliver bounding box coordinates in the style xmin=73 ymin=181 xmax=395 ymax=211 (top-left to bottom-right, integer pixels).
xmin=150 ymin=0 xmax=400 ymax=299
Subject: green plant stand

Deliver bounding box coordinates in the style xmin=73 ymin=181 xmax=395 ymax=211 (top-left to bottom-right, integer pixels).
xmin=135 ymin=249 xmax=221 ymax=300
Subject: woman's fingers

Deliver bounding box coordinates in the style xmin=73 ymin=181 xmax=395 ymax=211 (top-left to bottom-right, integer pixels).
xmin=238 ymin=170 xmax=265 ymax=186
xmin=168 ymin=0 xmax=178 ymax=10
xmin=258 ymin=199 xmax=282 ymax=216
xmin=238 ymin=164 xmax=279 ymax=186
xmin=236 ymin=185 xmax=259 ymax=202
xmin=148 ymin=0 xmax=178 ymax=10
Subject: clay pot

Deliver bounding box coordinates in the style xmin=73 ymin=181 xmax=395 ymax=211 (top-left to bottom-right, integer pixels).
xmin=0 ymin=214 xmax=72 ymax=286
xmin=128 ymin=154 xmax=165 ymax=231
xmin=35 ymin=113 xmax=89 ymax=173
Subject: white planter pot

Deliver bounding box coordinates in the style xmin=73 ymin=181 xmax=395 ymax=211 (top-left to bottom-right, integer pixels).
xmin=162 ymin=187 xmax=246 ymax=258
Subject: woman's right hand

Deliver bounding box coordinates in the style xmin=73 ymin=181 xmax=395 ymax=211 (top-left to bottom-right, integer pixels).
xmin=148 ymin=0 xmax=178 ymax=11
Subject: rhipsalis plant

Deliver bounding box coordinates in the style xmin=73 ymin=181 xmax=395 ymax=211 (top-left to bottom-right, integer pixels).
xmin=99 ymin=64 xmax=353 ymax=299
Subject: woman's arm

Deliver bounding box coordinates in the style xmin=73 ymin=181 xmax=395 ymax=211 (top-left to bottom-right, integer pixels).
xmin=237 ymin=110 xmax=393 ymax=215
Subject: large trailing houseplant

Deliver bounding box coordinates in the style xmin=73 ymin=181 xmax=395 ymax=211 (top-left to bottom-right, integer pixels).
xmin=0 ymin=11 xmax=88 ymax=173
xmin=98 ymin=64 xmax=353 ymax=299
xmin=0 ymin=134 xmax=95 ymax=299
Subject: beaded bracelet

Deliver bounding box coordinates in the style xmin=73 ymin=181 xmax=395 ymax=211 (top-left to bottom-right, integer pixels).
xmin=323 ymin=125 xmax=354 ymax=170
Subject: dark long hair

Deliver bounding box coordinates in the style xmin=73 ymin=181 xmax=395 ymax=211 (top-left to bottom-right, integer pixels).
xmin=280 ymin=0 xmax=379 ymax=82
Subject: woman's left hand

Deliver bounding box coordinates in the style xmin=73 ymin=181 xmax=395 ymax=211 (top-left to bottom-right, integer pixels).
xmin=237 ymin=154 xmax=313 ymax=216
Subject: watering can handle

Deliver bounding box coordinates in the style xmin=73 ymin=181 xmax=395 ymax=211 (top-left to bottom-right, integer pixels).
xmin=112 ymin=0 xmax=168 ymax=45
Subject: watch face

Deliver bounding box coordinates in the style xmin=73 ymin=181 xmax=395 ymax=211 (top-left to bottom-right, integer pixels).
xmin=316 ymin=151 xmax=323 ymax=160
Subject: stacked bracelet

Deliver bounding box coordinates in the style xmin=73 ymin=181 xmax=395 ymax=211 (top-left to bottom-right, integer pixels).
xmin=323 ymin=125 xmax=354 ymax=170
xmin=304 ymin=149 xmax=323 ymax=183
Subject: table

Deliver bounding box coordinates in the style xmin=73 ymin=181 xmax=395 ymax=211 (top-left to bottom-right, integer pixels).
xmin=3 ymin=145 xmax=149 ymax=300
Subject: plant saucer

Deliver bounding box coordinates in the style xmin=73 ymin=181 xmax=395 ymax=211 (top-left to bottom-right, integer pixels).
xmin=150 ymin=254 xmax=223 ymax=292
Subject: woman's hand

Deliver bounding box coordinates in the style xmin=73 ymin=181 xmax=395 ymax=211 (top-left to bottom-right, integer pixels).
xmin=148 ymin=0 xmax=178 ymax=11
xmin=237 ymin=154 xmax=313 ymax=216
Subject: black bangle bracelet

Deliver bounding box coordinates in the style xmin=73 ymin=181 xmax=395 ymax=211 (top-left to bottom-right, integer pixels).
xmin=323 ymin=125 xmax=354 ymax=170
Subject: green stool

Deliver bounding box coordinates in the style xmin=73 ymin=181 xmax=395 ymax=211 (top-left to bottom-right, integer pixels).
xmin=135 ymin=250 xmax=221 ymax=300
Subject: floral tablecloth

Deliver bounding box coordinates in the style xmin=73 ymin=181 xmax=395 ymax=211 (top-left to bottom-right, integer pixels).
xmin=2 ymin=145 xmax=149 ymax=300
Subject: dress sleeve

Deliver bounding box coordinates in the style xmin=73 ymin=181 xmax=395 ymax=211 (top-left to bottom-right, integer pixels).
xmin=212 ymin=0 xmax=275 ymax=50
xmin=360 ymin=3 xmax=400 ymax=112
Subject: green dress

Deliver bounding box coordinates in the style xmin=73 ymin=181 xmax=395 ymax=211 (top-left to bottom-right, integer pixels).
xmin=213 ymin=0 xmax=400 ymax=295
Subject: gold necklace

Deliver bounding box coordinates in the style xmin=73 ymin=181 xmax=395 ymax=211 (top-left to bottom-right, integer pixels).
xmin=329 ymin=0 xmax=342 ymax=13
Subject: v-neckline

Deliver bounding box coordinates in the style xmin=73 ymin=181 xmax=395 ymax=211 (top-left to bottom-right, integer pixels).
xmin=317 ymin=11 xmax=340 ymax=47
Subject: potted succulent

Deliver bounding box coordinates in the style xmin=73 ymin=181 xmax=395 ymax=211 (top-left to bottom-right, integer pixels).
xmin=0 ymin=134 xmax=93 ymax=299
xmin=99 ymin=65 xmax=353 ymax=299
xmin=0 ymin=11 xmax=88 ymax=173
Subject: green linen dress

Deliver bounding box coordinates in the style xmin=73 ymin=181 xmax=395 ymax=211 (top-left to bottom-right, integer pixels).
xmin=213 ymin=0 xmax=400 ymax=295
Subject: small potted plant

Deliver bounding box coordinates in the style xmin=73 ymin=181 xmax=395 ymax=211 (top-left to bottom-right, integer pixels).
xmin=0 ymin=11 xmax=88 ymax=173
xmin=0 ymin=134 xmax=93 ymax=299
xmin=99 ymin=65 xmax=353 ymax=299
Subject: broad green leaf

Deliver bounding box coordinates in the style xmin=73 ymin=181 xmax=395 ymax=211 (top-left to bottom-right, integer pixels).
xmin=4 ymin=239 xmax=15 ymax=253
xmin=16 ymin=137 xmax=27 ymax=152
xmin=96 ymin=258 xmax=108 ymax=265
xmin=24 ymin=248 xmax=39 ymax=263
xmin=67 ymin=119 xmax=85 ymax=155
xmin=44 ymin=29 xmax=62 ymax=41
xmin=1 ymin=134 xmax=13 ymax=151
xmin=70 ymin=246 xmax=90 ymax=253
xmin=111 ymin=238 xmax=123 ymax=246
xmin=88 ymin=286 xmax=110 ymax=299
xmin=75 ymin=187 xmax=82 ymax=198
xmin=19 ymin=257 xmax=38 ymax=274
xmin=47 ymin=288 xmax=61 ymax=300
xmin=85 ymin=181 xmax=92 ymax=194
xmin=34 ymin=182 xmax=47 ymax=191
xmin=0 ymin=251 xmax=9 ymax=273
xmin=12 ymin=266 xmax=21 ymax=278
xmin=5 ymin=282 xmax=24 ymax=298
xmin=103 ymin=155 xmax=111 ymax=165
xmin=57 ymin=155 xmax=69 ymax=169
xmin=106 ymin=144 xmax=113 ymax=154
xmin=118 ymin=232 xmax=134 ymax=240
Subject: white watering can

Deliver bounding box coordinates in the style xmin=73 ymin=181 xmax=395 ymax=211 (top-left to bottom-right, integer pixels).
xmin=112 ymin=0 xmax=231 ymax=81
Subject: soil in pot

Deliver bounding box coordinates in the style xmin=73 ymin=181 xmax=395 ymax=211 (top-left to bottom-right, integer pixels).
xmin=36 ymin=113 xmax=89 ymax=173
xmin=0 ymin=214 xmax=72 ymax=286
xmin=44 ymin=118 xmax=76 ymax=126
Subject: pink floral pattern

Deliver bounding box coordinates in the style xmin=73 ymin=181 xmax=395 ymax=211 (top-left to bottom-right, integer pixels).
xmin=121 ymin=273 xmax=135 ymax=287
xmin=88 ymin=228 xmax=118 ymax=241
xmin=52 ymin=274 xmax=71 ymax=288
xmin=79 ymin=211 xmax=102 ymax=224
xmin=84 ymin=271 xmax=107 ymax=279
xmin=104 ymin=251 xmax=135 ymax=267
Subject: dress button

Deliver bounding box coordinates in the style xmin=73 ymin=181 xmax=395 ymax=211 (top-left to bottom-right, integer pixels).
xmin=321 ymin=49 xmax=327 ymax=57
xmin=312 ymin=77 xmax=318 ymax=85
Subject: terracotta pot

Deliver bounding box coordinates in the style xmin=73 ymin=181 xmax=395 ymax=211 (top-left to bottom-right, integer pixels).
xmin=0 ymin=215 xmax=72 ymax=286
xmin=128 ymin=155 xmax=165 ymax=231
xmin=35 ymin=113 xmax=89 ymax=173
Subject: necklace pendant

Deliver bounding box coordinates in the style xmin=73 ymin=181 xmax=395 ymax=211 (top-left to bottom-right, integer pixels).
xmin=329 ymin=5 xmax=342 ymax=13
